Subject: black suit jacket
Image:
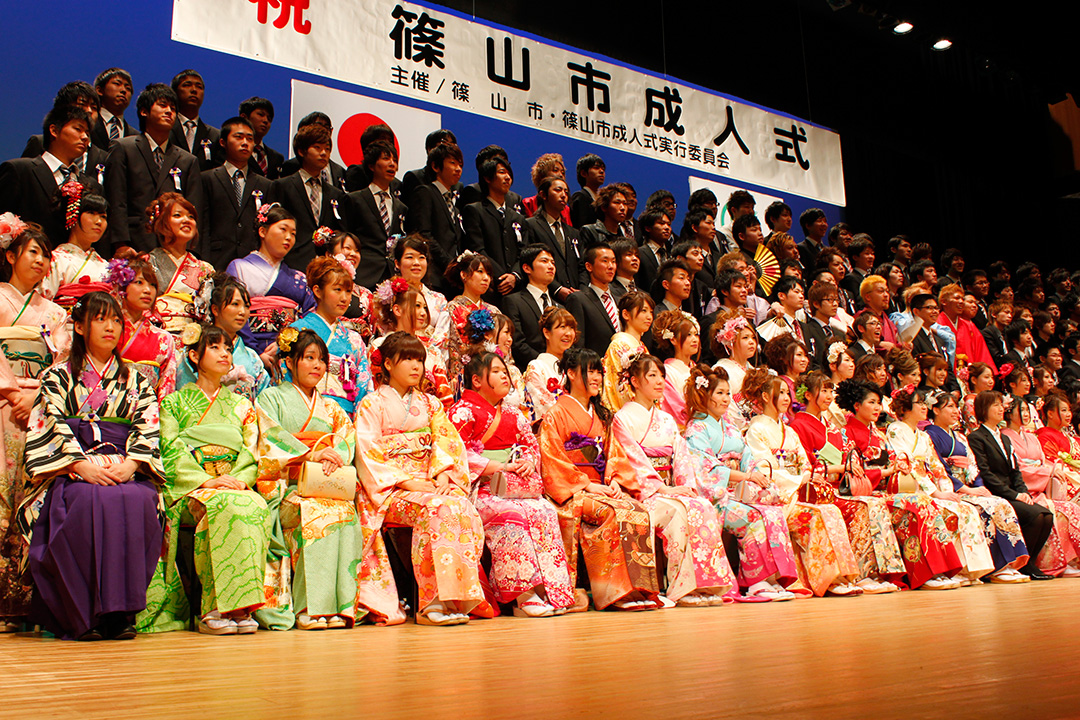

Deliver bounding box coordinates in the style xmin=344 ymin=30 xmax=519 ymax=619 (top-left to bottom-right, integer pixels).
xmin=797 ymin=239 xmax=822 ymax=272
xmin=0 ymin=157 xmax=103 ymax=247
xmin=170 ymin=117 xmax=222 ymax=171
xmin=524 ymin=214 xmax=580 ymax=297
xmin=1059 ymin=359 xmax=1080 ymax=386
xmin=569 ymin=189 xmax=597 ymax=228
xmin=269 ymin=172 xmax=347 ymax=272
xmin=981 ymin=326 xmax=1008 ymax=366
xmin=344 ymin=186 xmax=407 ymax=287
xmin=1002 ymin=348 xmax=1030 ymax=370
xmin=103 ymin=135 xmax=204 ymax=252
xmin=20 ymin=139 xmax=110 ymax=180
xmin=399 ymin=167 xmax=432 ymax=201
xmin=848 ymin=341 xmax=871 ymax=363
xmin=405 ymin=182 xmax=464 ymax=292
xmin=342 ymin=162 xmax=403 ymax=195
xmin=248 ymin=144 xmax=285 ymax=181
xmin=566 ymin=286 xmax=617 ymax=355
xmin=802 ymin=317 xmax=840 ymax=371
xmin=967 ymin=426 xmax=1026 ymax=500
xmin=841 ymin=269 xmax=868 ymax=306
xmin=198 ymin=165 xmax=273 ymax=270
xmin=458 ymin=183 xmax=523 ymax=213
xmin=503 ymin=288 xmax=556 ymax=367
xmin=462 ymin=198 xmax=529 ymax=284
xmin=578 ymin=221 xmax=617 ymax=250
xmin=912 ymin=326 xmax=948 ymax=358
xmin=93 ymin=115 xmax=137 ymax=149
xmin=635 ymin=243 xmax=665 ymax=296
xmin=279 ymin=157 xmax=347 ymax=191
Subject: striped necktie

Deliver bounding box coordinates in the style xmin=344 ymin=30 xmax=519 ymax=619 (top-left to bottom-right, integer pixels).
xmin=378 ymin=190 xmax=392 ymax=233
xmin=233 ymin=169 xmax=244 ymax=207
xmin=307 ymin=177 xmax=321 ymax=220
xmin=108 ymin=117 xmax=121 ymax=142
xmin=601 ymin=291 xmax=618 ymax=329
xmin=254 ymin=145 xmax=268 ymax=174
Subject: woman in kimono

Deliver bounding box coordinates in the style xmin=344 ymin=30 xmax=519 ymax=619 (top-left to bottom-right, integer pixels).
xmin=762 ymin=333 xmax=810 ymax=422
xmin=611 ymin=355 xmax=735 ymax=606
xmin=22 ymin=292 xmax=162 ymax=640
xmin=373 ymin=277 xmax=452 ymax=409
xmin=1036 ymin=392 xmax=1080 ymax=500
xmin=886 ymin=385 xmax=996 ymax=584
xmin=741 ymin=368 xmax=862 ymax=597
xmin=288 ymin=256 xmax=373 ymax=415
xmin=0 ymin=222 xmax=71 ymax=631
xmin=837 ymin=379 xmax=963 ymax=590
xmin=1001 ymin=365 xmax=1040 ymax=432
xmin=353 ymin=332 xmax=485 ymax=626
xmin=112 ymin=257 xmax=177 ymax=400
xmin=825 ymin=342 xmax=855 ymax=427
xmin=538 ymin=347 xmax=660 ymax=612
xmin=710 ymin=312 xmax=757 ymax=430
xmin=148 ymin=323 xmax=271 ymax=635
xmin=393 ymin=234 xmax=446 ymax=330
xmin=925 ymin=392 xmax=1032 ymax=582
xmin=430 ymin=251 xmax=498 ymax=395
xmin=960 ymin=362 xmax=995 ymax=432
xmin=493 ymin=313 xmax=529 ymax=418
xmin=226 ymin=203 xmax=315 ymax=356
xmin=180 ymin=273 xmax=271 ymax=403
xmin=144 ymin=193 xmax=214 ymax=333
xmin=329 ymin=231 xmax=377 ymax=343
xmin=40 ymin=182 xmax=109 ymax=302
xmin=789 ymin=372 xmax=904 ymax=593
xmin=601 ymin=291 xmax=654 ymax=413
xmin=449 ymin=352 xmax=574 ymax=617
xmin=255 ymin=329 xmax=364 ymax=629
xmin=1003 ymin=395 xmax=1080 ymax=576
xmin=683 ymin=364 xmax=800 ymax=601
xmin=523 ymin=307 xmax=577 ymax=426
xmin=653 ymin=310 xmax=700 ymax=429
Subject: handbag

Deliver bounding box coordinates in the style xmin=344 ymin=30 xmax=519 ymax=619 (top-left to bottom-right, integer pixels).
xmin=798 ymin=461 xmax=837 ymax=504
xmin=297 ymin=431 xmax=358 ymax=501
xmin=732 ymin=464 xmax=773 ymax=504
xmin=889 ymin=453 xmax=919 ymax=494
xmin=839 ymin=449 xmax=874 ymax=497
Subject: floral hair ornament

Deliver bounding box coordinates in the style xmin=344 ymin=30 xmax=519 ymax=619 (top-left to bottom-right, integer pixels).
xmin=616 ymin=347 xmax=647 ymax=388
xmin=795 ymin=383 xmax=808 ymax=403
xmin=997 ymin=363 xmax=1015 ymax=379
xmin=369 ymin=346 xmax=384 ymax=371
xmin=0 ymin=212 xmax=28 ymax=250
xmin=180 ymin=322 xmax=202 ymax=347
xmin=1001 ymin=394 xmax=1015 ymax=411
xmin=546 ymin=376 xmax=563 ymax=395
xmin=60 ymin=180 xmax=85 ymax=230
xmin=694 ymin=375 xmax=710 ymax=390
xmin=826 ymin=342 xmax=847 ymax=366
xmin=103 ymin=258 xmax=136 ymax=290
xmin=661 ymin=329 xmax=675 ymax=341
xmin=891 ymin=383 xmax=916 ymax=400
xmin=255 ymin=202 xmax=280 ymax=225
xmin=277 ymin=327 xmax=299 ymax=353
xmin=188 ymin=273 xmax=218 ymax=323
xmin=955 ymin=365 xmax=970 ymax=383
xmin=333 ymin=253 xmax=357 ymax=280
xmin=312 ymin=226 xmax=334 ymax=248
xmin=465 ymin=307 xmax=496 ymax=343
xmin=716 ymin=316 xmax=750 ymax=349
xmin=386 ymin=233 xmax=404 ymax=254
xmin=455 ymin=250 xmax=476 ymax=264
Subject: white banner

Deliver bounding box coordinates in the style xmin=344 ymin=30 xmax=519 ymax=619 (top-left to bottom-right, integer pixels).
xmin=172 ymin=0 xmax=846 ymax=206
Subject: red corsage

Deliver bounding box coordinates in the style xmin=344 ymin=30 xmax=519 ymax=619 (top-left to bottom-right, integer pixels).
xmin=390 ymin=277 xmax=409 ymax=294
xmin=998 ymin=363 xmax=1015 ymax=379
xmin=547 ymin=377 xmax=563 ymax=394
xmin=369 ymin=347 xmax=383 ymax=369
xmin=891 ymin=383 xmax=916 ymax=400
xmin=312 ymin=226 xmax=334 ymax=247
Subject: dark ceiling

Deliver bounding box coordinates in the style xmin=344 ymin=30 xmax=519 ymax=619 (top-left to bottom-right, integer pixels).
xmin=436 ymin=0 xmax=1080 ymax=266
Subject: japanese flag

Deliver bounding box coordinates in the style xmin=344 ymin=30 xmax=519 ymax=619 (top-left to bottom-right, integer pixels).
xmin=290 ymin=79 xmax=442 ymax=173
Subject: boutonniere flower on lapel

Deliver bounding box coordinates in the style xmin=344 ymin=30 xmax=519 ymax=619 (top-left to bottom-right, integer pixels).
xmin=169 ymin=167 xmax=182 ymax=190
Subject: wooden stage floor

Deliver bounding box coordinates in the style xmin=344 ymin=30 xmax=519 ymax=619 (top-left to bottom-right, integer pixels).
xmin=4 ymin=580 xmax=1080 ymax=720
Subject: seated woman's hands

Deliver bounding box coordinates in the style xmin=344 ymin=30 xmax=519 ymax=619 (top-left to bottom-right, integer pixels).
xmin=311 ymin=447 xmax=344 ymax=475
xmin=658 ymin=485 xmax=696 ymax=497
xmin=201 ymin=475 xmax=247 ymax=490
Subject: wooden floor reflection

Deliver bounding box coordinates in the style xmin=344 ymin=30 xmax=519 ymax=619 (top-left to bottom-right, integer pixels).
xmin=5 ymin=580 xmax=1080 ymax=720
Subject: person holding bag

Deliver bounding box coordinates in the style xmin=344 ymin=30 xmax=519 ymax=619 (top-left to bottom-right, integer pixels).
xmin=255 ymin=328 xmax=363 ymax=630
xmin=449 ymin=352 xmax=573 ymax=618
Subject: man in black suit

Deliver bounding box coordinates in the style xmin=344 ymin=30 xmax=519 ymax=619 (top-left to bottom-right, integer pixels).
xmin=909 ymin=294 xmax=950 ymax=357
xmin=94 ymin=68 xmax=136 ymax=149
xmin=0 ymin=105 xmax=102 ymax=248
xmin=841 ymin=234 xmax=876 ymax=307
xmin=1058 ymin=334 xmax=1080 ymax=385
xmin=343 ymin=123 xmax=401 ymax=194
xmin=269 ymin=122 xmax=346 ymax=272
xmin=462 ymin=155 xmax=528 ymax=300
xmin=399 ymin=129 xmax=457 ymax=201
xmin=802 ymin=280 xmax=843 ymax=371
xmin=458 ymin=144 xmax=523 ymax=211
xmin=565 ymin=243 xmax=619 ymax=355
xmin=345 ymin=140 xmax=406 ymax=288
xmin=104 ymin=83 xmax=204 ymax=254
xmin=169 ymin=70 xmax=220 ymax=171
xmin=569 ymin=153 xmax=604 ymax=228
xmin=239 ymin=97 xmax=284 ymax=180
xmin=524 ymin=176 xmax=579 ymax=304
xmin=967 ymin=393 xmax=1055 ymax=580
xmin=278 ymin=112 xmax=348 ymax=190
xmin=847 ymin=312 xmax=880 ymax=362
xmin=198 ymin=117 xmax=272 ymax=270
xmin=578 ymin=184 xmax=628 ymax=250
xmin=635 ymin=207 xmax=671 ymax=294
xmin=21 ymin=82 xmax=108 ymax=183
xmin=797 ymin=207 xmax=828 ymax=271
xmin=404 ymin=142 xmax=464 ymax=294
xmin=609 ymin=238 xmax=639 ymax=301
xmin=503 ymin=244 xmax=560 ymax=367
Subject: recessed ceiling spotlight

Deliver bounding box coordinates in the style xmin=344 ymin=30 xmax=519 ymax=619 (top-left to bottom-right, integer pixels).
xmin=932 ymin=38 xmax=953 ymax=51
xmin=893 ymin=21 xmax=914 ymax=34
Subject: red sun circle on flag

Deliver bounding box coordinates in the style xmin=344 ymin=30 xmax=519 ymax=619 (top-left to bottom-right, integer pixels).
xmin=337 ymin=113 xmax=400 ymax=167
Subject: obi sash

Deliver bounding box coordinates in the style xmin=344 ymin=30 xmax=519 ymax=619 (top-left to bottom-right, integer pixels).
xmin=53 ymin=281 xmax=112 ymax=311
xmin=63 ymin=417 xmax=131 ymax=469
xmin=643 ymin=445 xmax=674 ymax=485
xmin=320 ymin=355 xmax=359 ymax=403
xmin=248 ymin=295 xmax=299 ymax=336
xmin=181 ymin=423 xmax=245 ymax=480
xmin=0 ymin=325 xmax=53 ymax=379
xmin=564 ymin=431 xmax=606 ymax=480
xmin=379 ymin=427 xmax=435 ymax=477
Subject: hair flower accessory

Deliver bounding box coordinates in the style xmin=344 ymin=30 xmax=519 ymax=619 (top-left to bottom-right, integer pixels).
xmin=369 ymin=346 xmax=384 ymax=370
xmin=180 ymin=322 xmax=202 ymax=347
xmin=0 ymin=212 xmax=28 ymax=250
xmin=333 ymin=253 xmax=357 ymax=279
xmin=716 ymin=316 xmax=750 ymax=348
xmin=795 ymin=383 xmax=808 ymax=403
xmin=374 ymin=279 xmax=395 ymax=306
xmin=312 ymin=226 xmax=334 ymax=247
xmin=104 ymin=258 xmax=136 ymax=290
xmin=547 ymin=376 xmax=563 ymax=394
xmin=455 ymin=250 xmax=475 ymax=264
xmin=255 ymin=202 xmax=280 ymax=225
xmin=60 ymin=180 xmax=85 ymax=230
xmin=695 ymin=375 xmax=710 ymax=390
xmin=661 ymin=329 xmax=674 ymax=341
xmin=891 ymin=383 xmax=916 ymax=400
xmin=955 ymin=366 xmax=970 ymax=382
xmin=390 ymin=277 xmax=409 ymax=294
xmin=387 ymin=233 xmax=404 ymax=254
xmin=465 ymin=307 xmax=495 ymax=343
xmin=997 ymin=363 xmax=1015 ymax=379
xmin=826 ymin=342 xmax=847 ymax=366
xmin=277 ymin=327 xmax=299 ymax=353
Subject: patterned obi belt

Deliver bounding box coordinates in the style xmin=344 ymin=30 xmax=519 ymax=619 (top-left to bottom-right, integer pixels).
xmin=63 ymin=416 xmax=131 ymax=468
xmin=192 ymin=445 xmax=239 ymax=478
xmin=155 ymin=292 xmax=195 ymax=333
xmin=643 ymin=445 xmax=675 ymax=486
xmin=381 ymin=428 xmax=434 ymax=477
xmin=247 ymin=296 xmax=299 ymax=335
xmin=564 ymin=431 xmax=606 ymax=481
xmin=0 ymin=325 xmax=54 ymax=380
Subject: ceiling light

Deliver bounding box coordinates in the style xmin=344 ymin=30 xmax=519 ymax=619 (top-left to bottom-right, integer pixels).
xmin=932 ymin=38 xmax=953 ymax=51
xmin=893 ymin=21 xmax=913 ymax=34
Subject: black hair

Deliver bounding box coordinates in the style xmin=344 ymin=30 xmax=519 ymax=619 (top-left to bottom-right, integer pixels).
xmin=42 ymin=105 xmax=92 ymax=151
xmin=519 ymin=243 xmax=552 ymax=276
xmin=835 ymin=378 xmax=881 ymax=412
xmin=639 ymin=208 xmax=671 ymax=233
xmin=50 ymin=182 xmax=107 ymax=225
xmin=208 ymin=273 xmax=252 ymax=321
xmin=443 ymin=251 xmax=494 ymax=288
xmin=558 ymin=347 xmax=611 ymax=425
xmin=799 ymin=207 xmax=826 ymax=233
xmin=680 ymin=208 xmax=715 ymax=241
xmin=257 ymin=203 xmax=295 ymax=230
xmin=1 ymin=223 xmax=53 ymax=282
xmin=70 ymin=292 xmax=128 ymax=383
xmin=909 ymin=293 xmax=935 ymax=311
xmin=575 ymin=153 xmax=605 ymax=187
xmin=827 ymin=222 xmax=852 ymax=246
xmin=363 ymin=139 xmax=398 ymax=172
xmin=773 ymin=276 xmax=803 ymax=298
xmin=170 ymin=69 xmax=203 ymax=92
xmin=297 ymin=111 xmax=331 ymax=130
xmin=135 ymin=83 xmax=178 ymax=132
xmin=376 ymin=331 xmax=427 ymax=384
xmin=360 ymin=123 xmax=395 ymax=150
xmin=645 ymin=189 xmax=675 ymax=209
xmin=732 ymin=213 xmax=760 ymax=243
xmin=962 ymin=269 xmax=988 ymax=290
xmin=394 ymin=233 xmax=431 ymax=264
xmin=583 ymin=242 xmax=613 ymax=268
xmin=1005 ymin=320 xmax=1032 ymax=348
xmin=474 ymin=144 xmax=509 ymax=172
xmin=94 ymin=68 xmax=132 ymax=92
xmin=53 ymin=81 xmax=100 ymax=112
xmin=764 ymin=201 xmax=792 ymax=230
xmin=238 ymin=96 xmax=275 ymax=121
xmin=464 ymin=351 xmax=507 ymax=392
xmin=478 ymin=155 xmax=513 ymax=194
xmin=725 ymin=190 xmax=755 ymax=214
xmin=846 ymin=234 xmax=875 ymax=259
xmin=219 ymin=116 xmax=254 ymax=139
xmin=183 ymin=325 xmax=231 ymax=374
xmin=687 ymin=188 xmax=717 ymax=210
xmin=909 ymin=259 xmax=936 ymax=282
xmin=283 ymin=328 xmax=329 ymax=368
xmin=715 ymin=268 xmax=746 ymax=300
xmin=887 ymin=235 xmax=909 ymax=252
xmin=424 ymin=129 xmax=457 ymax=152
xmin=427 ymin=142 xmax=464 ymax=173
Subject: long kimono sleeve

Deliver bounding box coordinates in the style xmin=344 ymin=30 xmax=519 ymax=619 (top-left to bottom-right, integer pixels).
xmin=684 ymin=419 xmax=731 ymax=502
xmin=928 ymin=427 xmax=964 ymax=491
xmin=744 ymin=420 xmax=807 ymax=501
xmin=231 ymin=398 xmax=260 ymax=489
xmin=428 ymin=397 xmax=470 ymax=489
xmin=512 ymin=407 xmax=542 ymax=481
xmin=254 ymin=388 xmax=310 ymax=492
xmin=660 ymin=378 xmax=687 ymax=429
xmin=325 ymin=400 xmax=356 ymax=464
xmin=886 ymin=423 xmax=937 ymax=494
xmin=610 ymin=413 xmax=657 ymax=499
xmin=156 ymin=331 xmax=178 ymax=399
xmin=160 ymin=394 xmax=215 ymax=506
xmin=448 ymin=399 xmax=488 ymax=479
xmin=538 ymin=406 xmax=590 ymax=503
xmin=354 ymin=393 xmax=412 ymax=509
xmin=920 ymin=434 xmax=953 ymax=493
xmin=0 ymin=342 xmax=22 ymax=406
xmin=671 ymin=431 xmax=701 ymax=493
xmin=127 ymin=372 xmax=165 ymax=480
xmin=24 ymin=368 xmax=85 ymax=480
